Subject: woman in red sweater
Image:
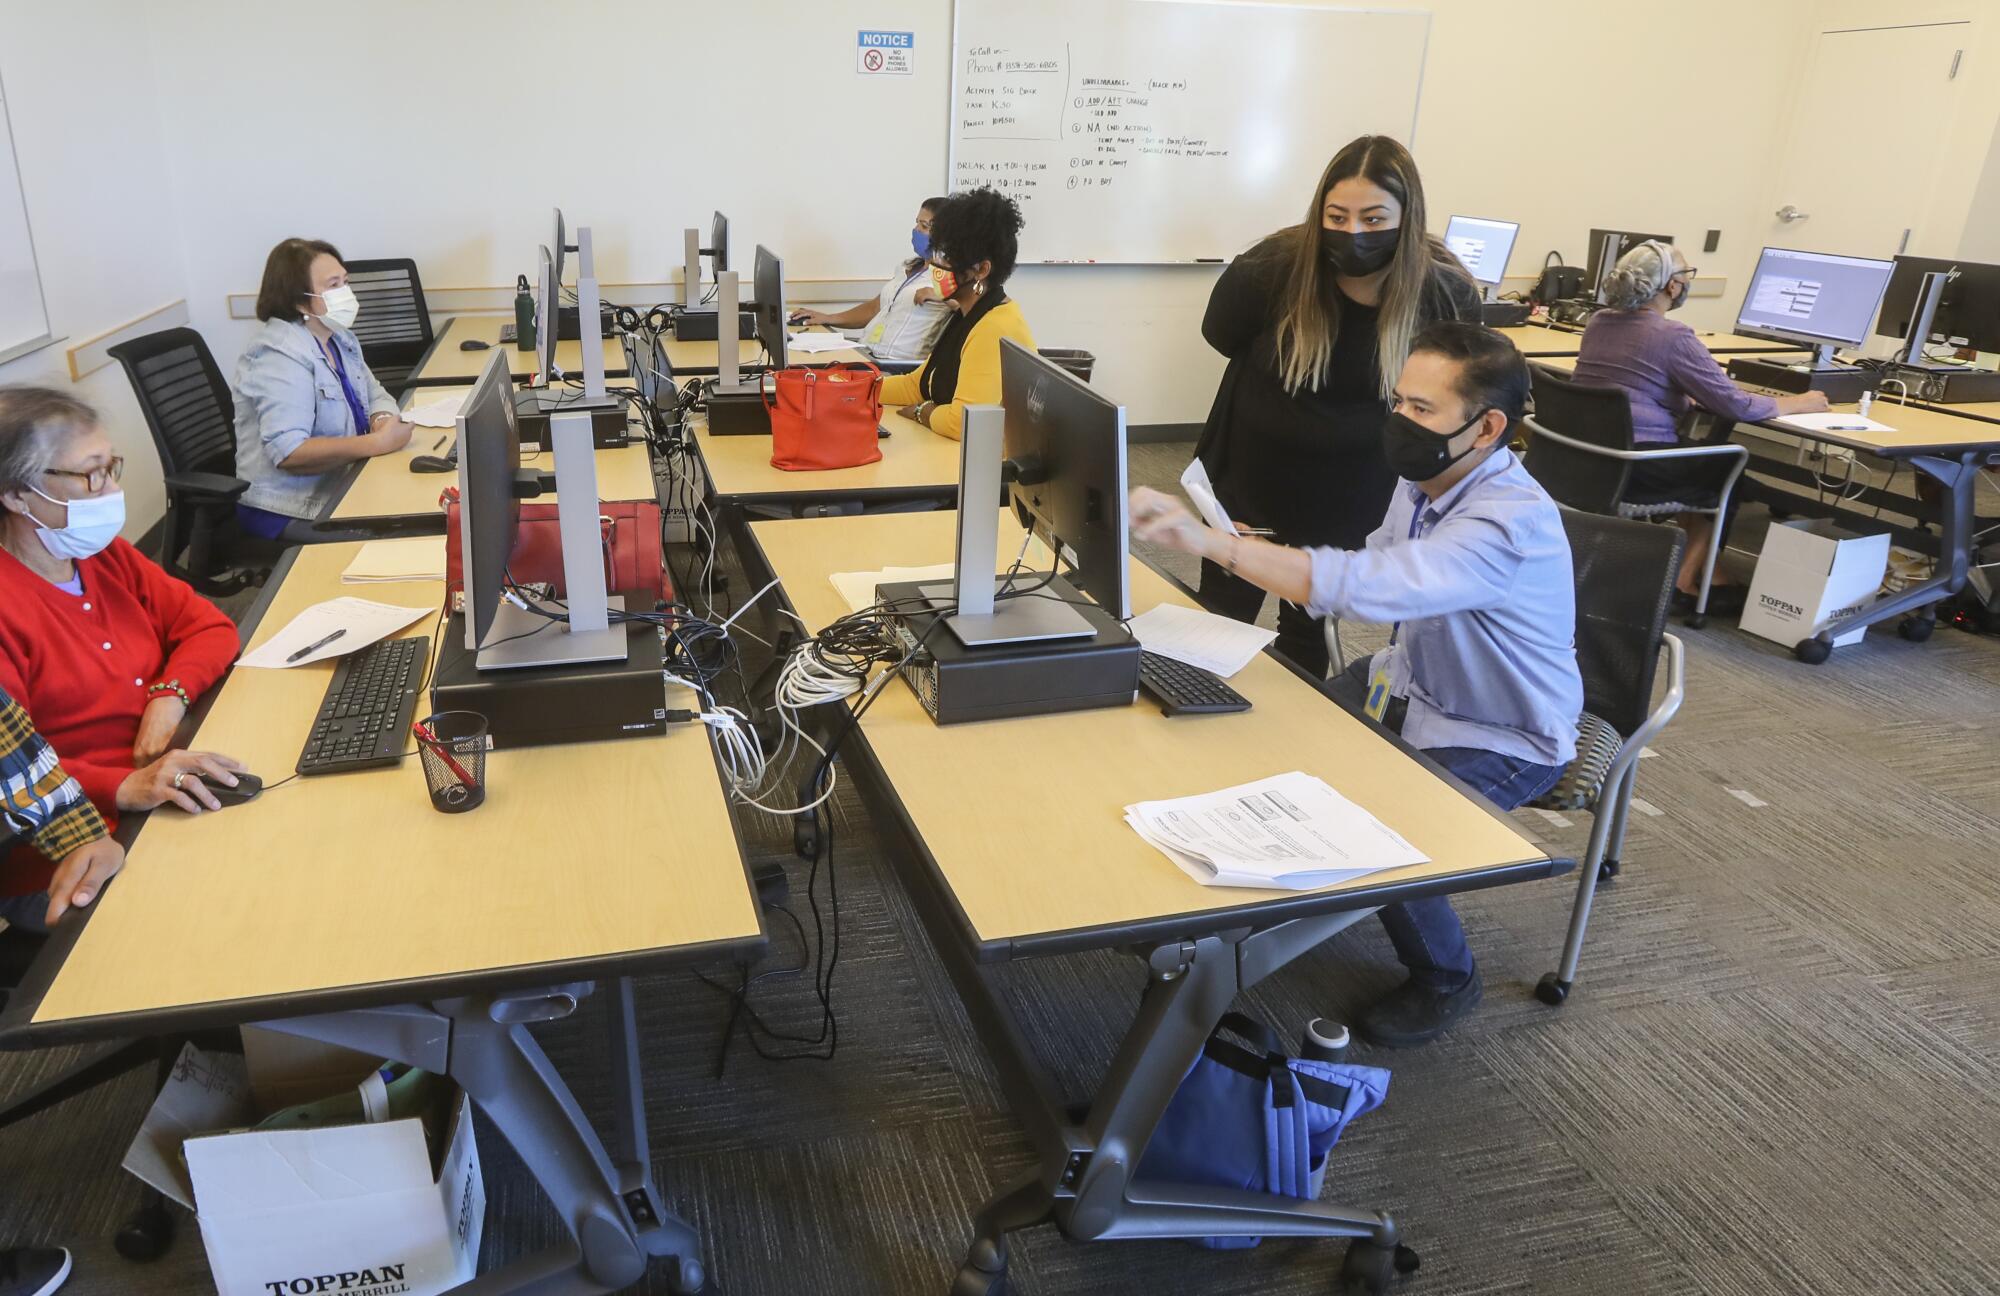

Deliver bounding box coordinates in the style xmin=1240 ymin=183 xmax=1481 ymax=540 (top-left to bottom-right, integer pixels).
xmin=0 ymin=386 xmax=246 ymax=907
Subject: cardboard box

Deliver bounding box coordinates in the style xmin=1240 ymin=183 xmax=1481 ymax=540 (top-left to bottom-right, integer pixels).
xmin=1740 ymin=519 xmax=1890 ymax=650
xmin=125 ymin=1043 xmax=485 ymax=1296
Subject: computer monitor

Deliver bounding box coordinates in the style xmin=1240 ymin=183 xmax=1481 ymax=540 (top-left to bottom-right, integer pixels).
xmin=1585 ymin=228 xmax=1674 ymax=301
xmin=708 ymin=211 xmax=730 ymax=275
xmin=454 ymin=351 xmax=524 ymax=654
xmin=552 ymin=207 xmax=568 ymax=286
xmin=532 ymin=245 xmax=556 ymax=388
xmin=753 ymin=244 xmax=788 ymax=370
xmin=1444 ymin=215 xmax=1520 ymax=292
xmin=1000 ymin=338 xmax=1130 ymax=620
xmin=1876 ymin=254 xmax=2000 ymax=354
xmin=1734 ymin=246 xmax=1896 ymax=365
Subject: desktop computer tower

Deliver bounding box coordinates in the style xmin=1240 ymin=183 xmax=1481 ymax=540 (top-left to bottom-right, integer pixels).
xmin=1726 ymin=357 xmax=1877 ymax=405
xmin=673 ymin=307 xmax=758 ymax=343
xmin=431 ymin=613 xmax=668 ymax=748
xmin=514 ymin=391 xmax=630 ymax=449
xmin=878 ymin=576 xmax=1141 ymax=724
xmin=1921 ymin=368 xmax=2000 ymax=404
xmin=557 ymin=303 xmax=617 ymax=341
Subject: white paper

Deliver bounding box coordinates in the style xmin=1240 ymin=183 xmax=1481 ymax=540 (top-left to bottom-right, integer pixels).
xmin=787 ymin=333 xmax=860 ymax=354
xmin=1770 ymin=411 xmax=1897 ymax=435
xmin=829 ymin=538 xmax=1059 ymax=613
xmin=342 ymin=537 xmax=448 ymax=584
xmin=1179 ymin=458 xmax=1238 ymax=535
xmin=238 ymin=597 xmax=431 ymax=669
xmin=1127 ymin=602 xmax=1275 ymax=678
xmin=403 ymin=391 xmax=469 ymax=428
xmin=1125 ymin=770 xmax=1428 ymax=891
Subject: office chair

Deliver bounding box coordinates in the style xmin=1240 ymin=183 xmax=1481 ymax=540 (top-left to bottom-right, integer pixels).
xmin=1531 ymin=509 xmax=1686 ymax=1007
xmin=1525 ymin=368 xmax=1749 ymax=627
xmin=107 ymin=328 xmax=273 ymax=596
xmin=342 ymin=258 xmax=433 ymax=401
xmin=0 ymin=925 xmax=185 ymax=1261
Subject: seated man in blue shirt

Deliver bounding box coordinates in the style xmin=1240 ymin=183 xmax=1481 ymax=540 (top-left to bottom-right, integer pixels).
xmin=1132 ymin=320 xmax=1582 ymax=1047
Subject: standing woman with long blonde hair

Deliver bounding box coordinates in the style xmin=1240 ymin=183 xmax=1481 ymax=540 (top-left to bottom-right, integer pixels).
xmin=1192 ymin=135 xmax=1478 ymax=676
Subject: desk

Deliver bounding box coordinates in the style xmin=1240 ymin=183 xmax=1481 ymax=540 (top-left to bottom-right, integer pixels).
xmin=1495 ymin=320 xmax=1801 ymax=359
xmin=321 ymin=383 xmax=660 ymax=529
xmin=411 ymin=316 xmax=631 ymax=386
xmin=0 ymin=541 xmax=763 ymax=1292
xmin=688 ymin=407 xmax=962 ymax=520
xmin=662 ymin=332 xmax=870 ymax=375
xmin=743 ymin=509 xmax=1562 ymax=1287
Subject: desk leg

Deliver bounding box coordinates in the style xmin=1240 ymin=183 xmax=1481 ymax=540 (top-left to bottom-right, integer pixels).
xmin=951 ymin=912 xmax=1405 ymax=1295
xmin=1798 ymin=452 xmax=1984 ymax=654
xmin=264 ymin=982 xmax=707 ymax=1296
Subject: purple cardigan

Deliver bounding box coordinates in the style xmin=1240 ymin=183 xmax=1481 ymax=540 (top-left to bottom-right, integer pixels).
xmin=1571 ymin=310 xmax=1779 ymax=444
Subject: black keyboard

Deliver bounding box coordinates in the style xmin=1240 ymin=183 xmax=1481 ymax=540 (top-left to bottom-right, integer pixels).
xmin=1137 ymin=651 xmax=1252 ymax=717
xmin=296 ymin=636 xmax=429 ymax=776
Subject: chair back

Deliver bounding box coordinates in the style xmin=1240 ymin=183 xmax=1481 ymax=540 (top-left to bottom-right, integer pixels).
xmin=1560 ymin=507 xmax=1683 ymax=738
xmin=106 ymin=327 xmax=237 ymax=479
xmin=1038 ymin=348 xmax=1095 ymax=384
xmin=1526 ymin=366 xmax=1638 ymax=514
xmin=343 ymin=258 xmax=432 ymax=397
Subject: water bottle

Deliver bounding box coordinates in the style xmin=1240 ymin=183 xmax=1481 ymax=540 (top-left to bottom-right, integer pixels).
xmin=1300 ymin=1018 xmax=1349 ymax=1065
xmin=514 ymin=274 xmax=536 ymax=351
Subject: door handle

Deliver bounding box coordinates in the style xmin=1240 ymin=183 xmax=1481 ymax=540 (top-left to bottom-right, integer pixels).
xmin=1775 ymin=205 xmax=1810 ymax=223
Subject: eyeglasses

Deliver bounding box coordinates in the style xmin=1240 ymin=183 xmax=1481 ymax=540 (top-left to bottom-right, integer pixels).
xmin=1673 ymin=266 xmax=1699 ymax=280
xmin=43 ymin=457 xmax=125 ymax=495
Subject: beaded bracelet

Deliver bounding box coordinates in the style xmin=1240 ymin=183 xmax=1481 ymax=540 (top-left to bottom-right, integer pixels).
xmin=145 ymin=679 xmax=190 ymax=708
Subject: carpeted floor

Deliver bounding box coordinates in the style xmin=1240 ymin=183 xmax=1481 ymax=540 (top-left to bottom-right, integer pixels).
xmin=4 ymin=438 xmax=1998 ymax=1295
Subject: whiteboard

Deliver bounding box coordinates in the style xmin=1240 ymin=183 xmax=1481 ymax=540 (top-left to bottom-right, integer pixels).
xmin=948 ymin=1 xmax=1430 ymax=264
xmin=0 ymin=73 xmax=52 ymax=365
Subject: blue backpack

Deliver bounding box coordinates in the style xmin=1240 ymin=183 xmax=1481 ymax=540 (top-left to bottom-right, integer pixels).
xmin=1137 ymin=1011 xmax=1391 ymax=1249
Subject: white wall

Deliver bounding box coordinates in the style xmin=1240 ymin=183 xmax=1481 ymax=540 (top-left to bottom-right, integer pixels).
xmin=0 ymin=0 xmax=190 ymax=533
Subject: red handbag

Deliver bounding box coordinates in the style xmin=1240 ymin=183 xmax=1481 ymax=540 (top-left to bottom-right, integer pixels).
xmin=763 ymin=363 xmax=884 ymax=471
xmin=439 ymin=488 xmax=671 ymax=604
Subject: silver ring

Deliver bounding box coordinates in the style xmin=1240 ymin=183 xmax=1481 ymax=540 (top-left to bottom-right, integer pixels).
xmin=171 ymin=771 xmax=187 ymax=790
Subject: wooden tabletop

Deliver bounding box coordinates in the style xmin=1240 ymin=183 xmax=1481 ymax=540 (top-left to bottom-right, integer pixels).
xmin=323 ymin=385 xmax=658 ymax=523
xmin=746 ymin=510 xmax=1550 ymax=949
xmin=692 ymin=407 xmax=963 ymax=504
xmin=662 ymin=332 xmax=870 ymax=375
xmin=413 ymin=316 xmax=631 ymax=384
xmin=28 ymin=541 xmax=761 ymax=1030
xmin=1495 ymin=320 xmax=1801 ymax=359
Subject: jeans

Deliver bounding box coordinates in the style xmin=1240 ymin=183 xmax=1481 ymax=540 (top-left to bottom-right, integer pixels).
xmin=0 ymin=891 xmax=51 ymax=934
xmin=1331 ymin=655 xmax=1564 ymax=989
xmin=1198 ymin=558 xmax=1330 ymax=678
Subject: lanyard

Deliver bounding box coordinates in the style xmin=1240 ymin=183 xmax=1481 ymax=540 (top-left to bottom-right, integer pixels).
xmin=317 ymin=335 xmax=370 ymax=435
xmin=1384 ymin=498 xmax=1431 ymax=650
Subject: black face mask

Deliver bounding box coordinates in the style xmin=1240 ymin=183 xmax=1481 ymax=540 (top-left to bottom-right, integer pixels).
xmin=1382 ymin=407 xmax=1489 ymax=483
xmin=1321 ymin=227 xmax=1399 ymax=277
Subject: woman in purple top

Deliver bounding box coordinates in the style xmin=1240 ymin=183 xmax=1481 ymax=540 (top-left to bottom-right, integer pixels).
xmin=1572 ymin=241 xmax=1827 ymax=612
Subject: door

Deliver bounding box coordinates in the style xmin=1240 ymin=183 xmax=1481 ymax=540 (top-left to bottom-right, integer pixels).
xmin=1766 ymin=21 xmax=1971 ymax=258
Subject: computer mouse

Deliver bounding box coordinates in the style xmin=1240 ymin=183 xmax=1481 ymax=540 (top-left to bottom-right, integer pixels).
xmin=409 ymin=454 xmax=455 ymax=474
xmin=209 ymin=772 xmax=263 ymax=807
xmin=459 ymin=339 xmax=491 ymax=351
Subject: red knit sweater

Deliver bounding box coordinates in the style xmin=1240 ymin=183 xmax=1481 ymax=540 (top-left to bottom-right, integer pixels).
xmin=0 ymin=539 xmax=238 ymax=896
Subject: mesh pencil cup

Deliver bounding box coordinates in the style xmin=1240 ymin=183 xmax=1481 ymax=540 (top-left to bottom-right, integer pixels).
xmin=415 ymin=711 xmax=488 ymax=813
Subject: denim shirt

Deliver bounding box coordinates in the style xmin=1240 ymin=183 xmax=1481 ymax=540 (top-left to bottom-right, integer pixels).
xmin=231 ymin=318 xmax=398 ymax=519
xmin=1305 ymin=447 xmax=1583 ymax=766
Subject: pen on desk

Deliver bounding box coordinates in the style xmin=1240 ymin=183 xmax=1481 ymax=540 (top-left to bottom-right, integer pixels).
xmin=286 ymin=628 xmax=347 ymax=664
xmin=431 ymin=436 xmax=446 ymax=452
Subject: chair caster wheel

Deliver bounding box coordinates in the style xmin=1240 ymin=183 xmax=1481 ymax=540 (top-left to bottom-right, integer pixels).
xmin=1534 ymin=973 xmax=1571 ymax=1006
xmin=1395 ymin=1244 xmax=1421 ymax=1273
xmin=951 ymin=1264 xmax=1010 ymax=1296
xmin=114 ymin=1196 xmax=175 ymax=1262
xmin=1337 ymin=1239 xmax=1398 ymax=1293
xmin=1793 ymin=638 xmax=1831 ymax=664
xmin=1598 ymin=857 xmax=1621 ymax=881
xmin=1684 ymin=613 xmax=1707 ymax=629
xmin=1898 ymin=616 xmax=1934 ymax=643
xmin=667 ymin=1257 xmax=705 ymax=1294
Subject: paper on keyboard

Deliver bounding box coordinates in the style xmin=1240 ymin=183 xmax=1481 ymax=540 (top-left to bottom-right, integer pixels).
xmin=1125 ymin=771 xmax=1428 ymax=890
xmin=238 ymin=597 xmax=431 ymax=669
xmin=403 ymin=391 xmax=469 ymax=428
xmin=341 ymin=537 xmax=447 ymax=584
xmin=1128 ymin=602 xmax=1276 ymax=678
xmin=787 ymin=333 xmax=860 ymax=354
xmin=829 ymin=537 xmax=1059 ymax=613
xmin=1179 ymin=458 xmax=1239 ymax=535
xmin=1771 ymin=411 xmax=1898 ymax=434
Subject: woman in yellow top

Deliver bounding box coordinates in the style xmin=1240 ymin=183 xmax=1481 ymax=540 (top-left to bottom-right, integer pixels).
xmin=881 ymin=188 xmax=1036 ymax=439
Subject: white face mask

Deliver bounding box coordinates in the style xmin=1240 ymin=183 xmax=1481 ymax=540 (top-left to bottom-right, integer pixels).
xmin=306 ymin=283 xmax=361 ymax=330
xmin=26 ymin=484 xmax=125 ymax=560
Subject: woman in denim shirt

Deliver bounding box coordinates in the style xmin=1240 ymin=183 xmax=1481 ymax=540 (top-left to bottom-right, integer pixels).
xmin=231 ymin=239 xmax=415 ymax=540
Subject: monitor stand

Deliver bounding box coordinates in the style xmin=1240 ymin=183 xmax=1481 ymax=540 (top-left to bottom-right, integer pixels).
xmin=478 ymin=594 xmax=628 ymax=669
xmin=914 ymin=577 xmax=1091 ymax=647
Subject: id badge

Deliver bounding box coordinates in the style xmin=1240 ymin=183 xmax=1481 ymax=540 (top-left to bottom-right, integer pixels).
xmin=865 ymin=318 xmax=886 ymax=343
xmin=1364 ymin=661 xmax=1394 ymax=722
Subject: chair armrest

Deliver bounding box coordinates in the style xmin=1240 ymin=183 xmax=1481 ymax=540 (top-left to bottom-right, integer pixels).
xmin=164 ymin=471 xmax=250 ymax=503
xmin=1604 ymin=632 xmax=1686 ymax=792
xmin=1525 ymin=419 xmax=1748 ymax=464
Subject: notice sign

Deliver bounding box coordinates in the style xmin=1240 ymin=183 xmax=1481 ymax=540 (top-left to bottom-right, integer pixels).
xmin=858 ymin=30 xmax=913 ymax=75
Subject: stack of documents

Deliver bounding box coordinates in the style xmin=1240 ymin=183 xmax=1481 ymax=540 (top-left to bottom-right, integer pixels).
xmin=1125 ymin=771 xmax=1429 ymax=890
xmin=786 ymin=333 xmax=860 ymax=355
xmin=341 ymin=537 xmax=447 ymax=585
xmin=1127 ymin=602 xmax=1275 ymax=677
xmin=238 ymin=598 xmax=432 ymax=669
xmin=403 ymin=392 xmax=469 ymax=428
xmin=830 ymin=538 xmax=1058 ymax=613
xmin=1770 ymin=411 xmax=1897 ymax=435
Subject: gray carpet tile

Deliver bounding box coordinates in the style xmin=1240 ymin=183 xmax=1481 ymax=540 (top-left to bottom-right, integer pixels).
xmin=6 ymin=438 xmax=2000 ymax=1295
